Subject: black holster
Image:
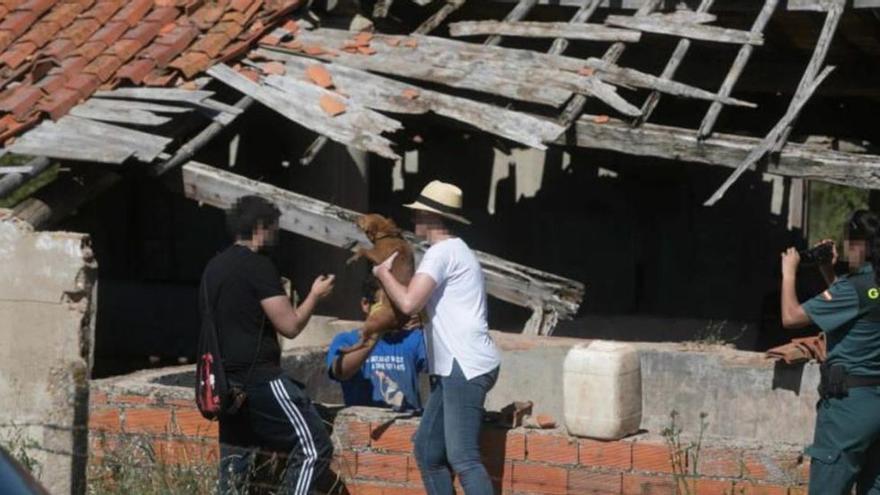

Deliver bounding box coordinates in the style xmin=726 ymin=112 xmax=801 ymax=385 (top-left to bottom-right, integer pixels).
xmin=818 ymin=363 xmax=849 ymax=399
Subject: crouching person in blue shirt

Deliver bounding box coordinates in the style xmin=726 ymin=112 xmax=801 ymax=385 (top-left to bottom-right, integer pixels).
xmin=326 ymin=276 xmax=427 ymax=411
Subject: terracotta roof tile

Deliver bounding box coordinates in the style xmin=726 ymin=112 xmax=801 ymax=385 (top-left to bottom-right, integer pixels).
xmin=168 ymin=50 xmax=210 ymax=78
xmin=84 ymin=54 xmax=123 ymax=82
xmin=38 ymin=87 xmax=81 ymax=119
xmin=0 ymin=86 xmax=42 ymax=118
xmin=82 ymin=1 xmax=123 ymax=24
xmin=64 ymin=72 xmax=101 ymax=99
xmin=92 ymin=22 xmax=129 ymax=46
xmin=0 ymin=11 xmax=38 ymax=38
xmin=58 ymin=18 xmax=102 ymax=45
xmin=112 ymin=0 xmax=153 ymax=27
xmin=116 ymin=57 xmax=155 ymax=84
xmin=76 ymin=40 xmax=108 ymax=60
xmin=122 ymin=21 xmax=163 ymax=46
xmin=0 ymin=0 xmax=306 ymax=144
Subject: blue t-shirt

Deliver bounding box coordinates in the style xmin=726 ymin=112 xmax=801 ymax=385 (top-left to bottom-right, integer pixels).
xmin=326 ymin=329 xmax=427 ymax=411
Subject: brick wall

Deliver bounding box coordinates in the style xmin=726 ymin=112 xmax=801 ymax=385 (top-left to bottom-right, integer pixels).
xmin=88 ymin=387 xmax=811 ymax=494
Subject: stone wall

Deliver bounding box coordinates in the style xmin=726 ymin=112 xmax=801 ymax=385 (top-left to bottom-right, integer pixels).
xmin=0 ymin=214 xmax=97 ymax=494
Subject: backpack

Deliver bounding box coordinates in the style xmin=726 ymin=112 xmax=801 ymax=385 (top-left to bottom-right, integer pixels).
xmin=195 ymin=253 xmax=263 ymax=420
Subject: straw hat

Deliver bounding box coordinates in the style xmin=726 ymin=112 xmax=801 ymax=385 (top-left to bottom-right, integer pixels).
xmin=404 ymin=180 xmax=471 ymax=225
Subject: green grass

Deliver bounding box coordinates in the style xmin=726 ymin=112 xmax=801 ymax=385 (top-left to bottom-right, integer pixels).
xmin=0 ymin=154 xmax=60 ymax=209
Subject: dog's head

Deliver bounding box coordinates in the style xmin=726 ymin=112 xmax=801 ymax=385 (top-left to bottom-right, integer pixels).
xmin=357 ymin=214 xmax=401 ymax=242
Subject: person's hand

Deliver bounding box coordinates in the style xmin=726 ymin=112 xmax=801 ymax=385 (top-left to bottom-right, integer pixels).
xmin=372 ymin=251 xmax=399 ymax=277
xmin=781 ymin=247 xmax=800 ymax=279
xmin=816 ymin=238 xmax=838 ymax=267
xmin=403 ymin=314 xmax=422 ymax=330
xmin=310 ymin=274 xmax=335 ymax=300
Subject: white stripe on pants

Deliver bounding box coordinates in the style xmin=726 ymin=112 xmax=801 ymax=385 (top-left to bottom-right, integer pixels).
xmin=269 ymin=379 xmax=318 ymax=495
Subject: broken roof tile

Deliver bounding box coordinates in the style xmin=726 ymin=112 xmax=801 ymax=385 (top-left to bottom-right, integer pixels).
xmin=110 ymin=39 xmax=145 ymax=62
xmin=36 ymin=73 xmax=66 ymax=94
xmin=402 ymin=88 xmax=419 ymax=100
xmin=116 ymin=58 xmax=156 ymax=84
xmin=122 ymin=21 xmax=164 ymax=47
xmin=156 ymin=24 xmax=199 ymax=50
xmin=0 ymin=49 xmax=31 ymax=70
xmin=146 ymin=6 xmax=180 ymax=25
xmin=38 ymin=87 xmax=81 ymax=120
xmin=168 ymin=50 xmax=211 ymax=78
xmin=261 ymin=60 xmax=284 ymax=75
xmin=357 ymin=45 xmax=377 ymax=56
xmin=58 ymin=18 xmax=102 ymax=46
xmin=40 ymin=37 xmax=74 ymax=58
xmin=0 ymin=86 xmax=42 ymax=118
xmin=92 ymin=22 xmax=129 ymax=47
xmin=260 ymin=33 xmax=281 ymax=46
xmin=43 ymin=3 xmax=85 ymax=26
xmin=230 ymin=0 xmax=254 ymax=12
xmin=282 ymin=19 xmax=299 ymax=34
xmin=142 ymin=68 xmax=177 ymax=86
xmin=140 ymin=42 xmax=181 ymax=68
xmin=305 ymin=64 xmax=332 ymax=88
xmin=54 ymin=55 xmax=88 ymax=78
xmin=190 ymin=32 xmax=232 ymax=58
xmin=0 ymin=11 xmax=38 ymax=38
xmin=191 ymin=2 xmax=228 ymax=30
xmin=77 ymin=40 xmax=108 ymax=60
xmin=319 ymin=94 xmax=345 ymax=117
xmin=212 ymin=21 xmax=244 ymax=40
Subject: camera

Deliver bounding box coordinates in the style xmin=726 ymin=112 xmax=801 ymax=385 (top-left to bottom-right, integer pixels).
xmin=799 ymin=242 xmax=834 ymax=265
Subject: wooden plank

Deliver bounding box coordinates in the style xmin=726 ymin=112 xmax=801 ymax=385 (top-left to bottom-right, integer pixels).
xmin=87 ymin=98 xmax=195 ymax=114
xmin=548 ymin=0 xmax=602 ymax=55
xmin=604 ymin=15 xmax=764 ymax=45
xmin=698 ymin=0 xmax=779 ymax=138
xmin=413 ymin=0 xmax=466 ymax=35
xmin=449 ymin=21 xmax=642 ymax=42
xmin=207 ymin=64 xmax=402 ymax=159
xmin=69 ymin=105 xmax=172 ymax=126
xmin=558 ymin=0 xmax=663 ymax=126
xmin=773 ymin=4 xmax=842 ymax=152
xmin=182 ymin=161 xmax=585 ymax=324
xmin=92 ymin=88 xmax=214 ymax=103
xmin=56 ymin=116 xmax=172 ymax=161
xmin=8 ymin=130 xmax=134 ymax=163
xmin=566 ymin=112 xmax=880 ymax=190
xmin=258 ymin=50 xmax=566 ymax=148
xmin=634 ymin=0 xmax=714 ymax=127
xmin=648 ymin=10 xmax=717 ymax=24
xmin=486 ymin=0 xmax=539 ymax=46
xmin=704 ymin=66 xmax=835 ymax=206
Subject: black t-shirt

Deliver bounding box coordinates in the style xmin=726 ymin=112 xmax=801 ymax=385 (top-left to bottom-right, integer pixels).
xmin=200 ymin=245 xmax=286 ymax=384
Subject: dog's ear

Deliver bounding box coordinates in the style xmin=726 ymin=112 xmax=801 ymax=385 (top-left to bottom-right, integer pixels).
xmin=379 ymin=216 xmax=401 ymax=235
xmin=359 ymin=214 xmax=380 ymax=241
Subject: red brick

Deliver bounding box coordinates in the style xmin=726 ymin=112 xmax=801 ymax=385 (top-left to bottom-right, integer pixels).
xmin=38 ymin=88 xmax=81 ymax=119
xmin=331 ymin=450 xmax=358 ymax=478
xmin=340 ymin=419 xmax=371 ymax=448
xmin=122 ymin=407 xmax=173 ymax=435
xmin=0 ymin=86 xmax=41 ymax=118
xmin=621 ymin=474 xmax=678 ymax=495
xmin=567 ymin=469 xmax=623 ymax=494
xmin=527 ymin=432 xmax=579 ymax=465
xmin=152 ymin=439 xmax=219 ymax=465
xmin=698 ymin=447 xmax=743 ymax=478
xmin=480 ymin=427 xmax=526 ymax=461
xmin=742 ymin=450 xmax=806 ymax=484
xmin=0 ymin=11 xmax=37 ymax=37
xmin=580 ymin=439 xmax=633 ymax=470
xmin=171 ymin=407 xmax=217 ymax=438
xmin=694 ymin=478 xmax=742 ymax=495
xmin=116 ymin=58 xmax=156 ymax=84
xmin=112 ymin=394 xmax=157 ymax=406
xmin=372 ymin=423 xmax=417 ymax=453
xmin=92 ymin=22 xmax=128 ymax=47
xmin=112 ymin=0 xmax=153 ymax=27
xmin=357 ymin=451 xmax=409 ymax=482
xmin=169 ymin=50 xmax=211 ymax=78
xmin=89 ymin=408 xmax=122 ymax=432
xmin=82 ymin=1 xmax=122 ymax=24
xmin=90 ymin=390 xmax=108 ymax=405
xmin=406 ymin=457 xmax=423 ymax=486
xmin=512 ymin=462 xmax=568 ymax=495
xmin=632 ymin=442 xmax=676 ymax=474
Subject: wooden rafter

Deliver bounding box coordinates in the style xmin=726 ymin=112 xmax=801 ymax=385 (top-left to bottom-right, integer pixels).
xmin=604 ymin=15 xmax=764 ymax=45
xmin=449 ymin=21 xmax=642 ymax=42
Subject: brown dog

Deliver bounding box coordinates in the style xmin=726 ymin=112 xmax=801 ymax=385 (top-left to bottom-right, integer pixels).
xmin=343 ymin=214 xmax=416 ymax=352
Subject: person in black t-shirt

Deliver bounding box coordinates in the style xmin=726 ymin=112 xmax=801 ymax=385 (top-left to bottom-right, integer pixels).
xmin=201 ymin=195 xmax=335 ymax=495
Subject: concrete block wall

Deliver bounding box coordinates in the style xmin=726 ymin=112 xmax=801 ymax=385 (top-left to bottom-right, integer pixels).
xmin=88 ymin=385 xmax=810 ymax=494
xmin=0 ymin=215 xmax=98 ymax=494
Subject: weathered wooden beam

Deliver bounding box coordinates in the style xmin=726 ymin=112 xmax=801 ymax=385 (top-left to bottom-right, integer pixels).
xmin=207 ymin=64 xmax=401 ymax=160
xmin=12 ymin=169 xmax=120 ymax=229
xmin=605 ymin=14 xmax=764 ymax=45
xmin=566 ymin=112 xmax=880 ymax=190
xmin=486 ymin=0 xmax=539 ymax=46
xmin=0 ymin=156 xmax=52 ymax=199
xmin=69 ymin=104 xmax=173 ymax=127
xmin=773 ymin=4 xmax=842 ymax=152
xmin=698 ymin=0 xmax=779 ymax=138
xmin=450 ymin=20 xmax=641 ymax=42
xmin=150 ymin=95 xmax=254 ymax=177
xmin=548 ymin=0 xmax=602 ymax=55
xmin=558 ymin=0 xmax=662 ymax=126
xmin=413 ymin=0 xmax=466 ymax=35
xmin=258 ymin=49 xmax=566 ymax=148
xmin=634 ymin=0 xmax=714 ymax=127
xmin=92 ymin=88 xmax=214 ymax=103
xmin=182 ymin=161 xmax=585 ymax=326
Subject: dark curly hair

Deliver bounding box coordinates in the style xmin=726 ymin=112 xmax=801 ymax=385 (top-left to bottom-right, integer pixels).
xmin=226 ymin=195 xmax=281 ymax=241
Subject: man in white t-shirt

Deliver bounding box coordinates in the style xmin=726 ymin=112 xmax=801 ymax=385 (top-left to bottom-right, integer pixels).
xmin=372 ymin=180 xmax=501 ymax=495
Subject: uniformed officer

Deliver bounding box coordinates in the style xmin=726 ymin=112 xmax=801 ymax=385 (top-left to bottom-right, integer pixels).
xmin=780 ymin=209 xmax=880 ymax=495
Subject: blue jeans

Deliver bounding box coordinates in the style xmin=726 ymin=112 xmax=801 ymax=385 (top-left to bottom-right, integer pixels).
xmin=414 ymin=360 xmax=499 ymax=495
xmin=217 ymin=376 xmax=333 ymax=495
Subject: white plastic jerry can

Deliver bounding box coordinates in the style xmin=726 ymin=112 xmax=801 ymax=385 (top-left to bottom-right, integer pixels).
xmin=563 ymin=340 xmax=642 ymax=440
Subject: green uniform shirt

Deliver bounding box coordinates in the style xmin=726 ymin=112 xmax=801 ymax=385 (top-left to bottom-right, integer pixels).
xmin=802 ymin=264 xmax=880 ymax=377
